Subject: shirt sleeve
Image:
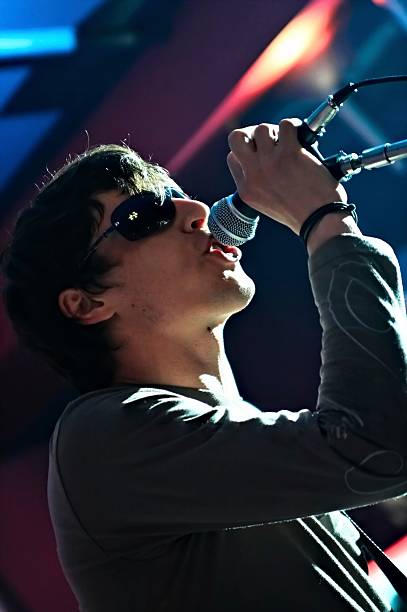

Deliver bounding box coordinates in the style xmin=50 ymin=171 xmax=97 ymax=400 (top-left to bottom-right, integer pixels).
xmin=58 ymin=235 xmax=407 ymax=535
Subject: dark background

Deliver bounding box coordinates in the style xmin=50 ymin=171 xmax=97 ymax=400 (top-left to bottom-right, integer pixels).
xmin=0 ymin=0 xmax=406 ymax=609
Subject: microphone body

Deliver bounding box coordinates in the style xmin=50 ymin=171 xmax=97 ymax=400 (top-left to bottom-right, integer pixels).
xmin=208 ymin=192 xmax=259 ymax=247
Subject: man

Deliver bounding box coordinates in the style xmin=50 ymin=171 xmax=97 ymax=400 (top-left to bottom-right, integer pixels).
xmin=2 ymin=119 xmax=407 ymax=611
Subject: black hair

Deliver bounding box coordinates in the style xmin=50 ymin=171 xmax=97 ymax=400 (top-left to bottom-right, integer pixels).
xmin=0 ymin=144 xmax=178 ymax=393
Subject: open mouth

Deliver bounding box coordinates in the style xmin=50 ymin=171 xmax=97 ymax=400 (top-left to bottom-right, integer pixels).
xmin=206 ymin=238 xmax=242 ymax=262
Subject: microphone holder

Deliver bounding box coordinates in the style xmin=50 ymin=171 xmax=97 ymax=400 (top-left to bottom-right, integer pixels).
xmin=297 ymin=75 xmax=407 ymax=182
xmin=323 ymin=138 xmax=407 ymax=182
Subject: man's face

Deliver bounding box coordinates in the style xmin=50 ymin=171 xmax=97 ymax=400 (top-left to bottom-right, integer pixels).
xmin=92 ymin=189 xmax=256 ymax=338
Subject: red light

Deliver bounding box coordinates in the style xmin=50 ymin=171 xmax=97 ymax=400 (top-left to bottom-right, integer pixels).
xmin=234 ymin=0 xmax=340 ymax=99
xmin=168 ymin=0 xmax=343 ymax=173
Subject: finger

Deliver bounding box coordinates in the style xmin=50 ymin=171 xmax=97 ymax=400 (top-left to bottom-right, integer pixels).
xmin=253 ymin=123 xmax=280 ymax=149
xmin=226 ymin=151 xmax=245 ymax=188
xmin=278 ymin=118 xmax=303 ymax=150
xmin=228 ymin=125 xmax=258 ymax=142
xmin=228 ymin=128 xmax=257 ymax=158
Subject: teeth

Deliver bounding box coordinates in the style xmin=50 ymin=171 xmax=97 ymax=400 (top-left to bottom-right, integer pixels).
xmin=212 ymin=241 xmax=227 ymax=252
xmin=210 ymin=244 xmax=236 ymax=260
xmin=207 ymin=238 xmax=240 ymax=261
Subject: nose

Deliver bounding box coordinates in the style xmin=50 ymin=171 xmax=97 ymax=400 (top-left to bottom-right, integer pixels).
xmin=173 ymin=198 xmax=210 ymax=233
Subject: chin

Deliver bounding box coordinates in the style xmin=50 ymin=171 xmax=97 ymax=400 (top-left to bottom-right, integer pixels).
xmin=234 ymin=279 xmax=256 ymax=312
xmin=219 ymin=270 xmax=256 ymax=314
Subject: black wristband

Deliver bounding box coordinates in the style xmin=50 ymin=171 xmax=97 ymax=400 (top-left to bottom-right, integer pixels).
xmin=300 ymin=202 xmax=358 ymax=248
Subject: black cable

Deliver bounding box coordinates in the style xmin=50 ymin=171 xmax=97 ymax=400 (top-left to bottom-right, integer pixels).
xmin=332 ymin=75 xmax=407 ymax=105
xmin=298 ymin=74 xmax=407 ymax=148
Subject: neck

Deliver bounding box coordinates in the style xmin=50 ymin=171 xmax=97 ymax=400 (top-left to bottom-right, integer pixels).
xmin=113 ymin=322 xmax=241 ymax=401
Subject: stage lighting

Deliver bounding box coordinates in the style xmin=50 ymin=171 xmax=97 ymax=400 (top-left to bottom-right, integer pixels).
xmin=0 ymin=28 xmax=76 ymax=59
xmin=168 ymin=0 xmax=342 ymax=173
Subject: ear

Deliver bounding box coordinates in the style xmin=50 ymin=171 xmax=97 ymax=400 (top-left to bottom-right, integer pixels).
xmin=58 ymin=288 xmax=114 ymax=325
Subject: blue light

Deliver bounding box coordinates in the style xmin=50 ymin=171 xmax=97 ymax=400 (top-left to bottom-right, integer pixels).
xmin=0 ymin=27 xmax=77 ymax=59
xmin=0 ymin=111 xmax=61 ymax=190
xmin=0 ymin=67 xmax=29 ymax=111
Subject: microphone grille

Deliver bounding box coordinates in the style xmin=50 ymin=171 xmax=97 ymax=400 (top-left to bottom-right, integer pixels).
xmin=208 ymin=195 xmax=259 ymax=247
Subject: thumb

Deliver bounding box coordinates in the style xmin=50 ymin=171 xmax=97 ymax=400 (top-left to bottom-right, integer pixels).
xmin=227 ymin=151 xmax=245 ymax=190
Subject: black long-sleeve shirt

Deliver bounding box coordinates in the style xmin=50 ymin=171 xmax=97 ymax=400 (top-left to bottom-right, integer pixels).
xmin=47 ymin=235 xmax=407 ymax=611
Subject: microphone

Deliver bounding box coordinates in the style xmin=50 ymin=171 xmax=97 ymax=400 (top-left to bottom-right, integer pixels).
xmin=208 ymin=192 xmax=259 ymax=247
xmin=322 ymin=138 xmax=407 ymax=181
xmin=296 ymin=82 xmax=356 ymax=147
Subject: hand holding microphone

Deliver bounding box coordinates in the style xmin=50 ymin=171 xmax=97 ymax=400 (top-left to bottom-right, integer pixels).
xmin=225 ymin=119 xmax=348 ymax=236
xmin=209 ymin=77 xmax=407 ymax=249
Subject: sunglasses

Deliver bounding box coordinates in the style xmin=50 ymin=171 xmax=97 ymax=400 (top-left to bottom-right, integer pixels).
xmin=80 ymin=187 xmax=187 ymax=266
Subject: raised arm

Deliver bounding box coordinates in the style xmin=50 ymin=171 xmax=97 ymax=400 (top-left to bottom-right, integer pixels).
xmin=55 ymin=119 xmax=407 ymax=536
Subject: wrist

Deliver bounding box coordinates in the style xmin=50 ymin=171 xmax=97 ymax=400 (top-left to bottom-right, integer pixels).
xmin=306 ymin=212 xmax=362 ymax=257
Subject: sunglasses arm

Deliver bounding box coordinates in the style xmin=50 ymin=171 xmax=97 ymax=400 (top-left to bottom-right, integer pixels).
xmin=80 ymin=223 xmax=118 ymax=265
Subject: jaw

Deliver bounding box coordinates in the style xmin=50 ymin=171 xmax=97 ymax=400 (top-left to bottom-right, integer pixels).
xmin=201 ymin=271 xmax=256 ymax=322
xmin=114 ymin=261 xmax=255 ymax=343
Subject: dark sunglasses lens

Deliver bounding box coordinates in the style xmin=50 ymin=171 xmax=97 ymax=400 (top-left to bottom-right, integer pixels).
xmin=111 ymin=190 xmax=176 ymax=241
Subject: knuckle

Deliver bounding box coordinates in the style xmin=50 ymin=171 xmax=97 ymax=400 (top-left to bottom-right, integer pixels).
xmin=255 ymin=123 xmax=274 ymax=136
xmin=279 ymin=117 xmax=301 ymax=129
xmin=228 ymin=129 xmax=246 ymax=148
xmin=279 ymin=118 xmax=291 ymax=129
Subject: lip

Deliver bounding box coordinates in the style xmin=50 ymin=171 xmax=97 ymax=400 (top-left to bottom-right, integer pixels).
xmin=204 ymin=236 xmax=242 ymax=262
xmin=206 ymin=249 xmax=240 ymax=266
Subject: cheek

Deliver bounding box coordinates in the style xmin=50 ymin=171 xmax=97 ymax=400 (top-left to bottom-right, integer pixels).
xmin=121 ymin=253 xmax=198 ymax=322
xmin=121 ymin=248 xmax=187 ymax=293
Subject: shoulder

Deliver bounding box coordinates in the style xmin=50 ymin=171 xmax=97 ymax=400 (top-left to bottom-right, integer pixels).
xmin=50 ymin=385 xmax=228 ymax=483
xmin=54 ymin=385 xmax=224 ymax=450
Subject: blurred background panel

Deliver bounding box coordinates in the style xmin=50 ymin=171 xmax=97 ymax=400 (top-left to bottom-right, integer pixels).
xmin=0 ymin=0 xmax=406 ymax=610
